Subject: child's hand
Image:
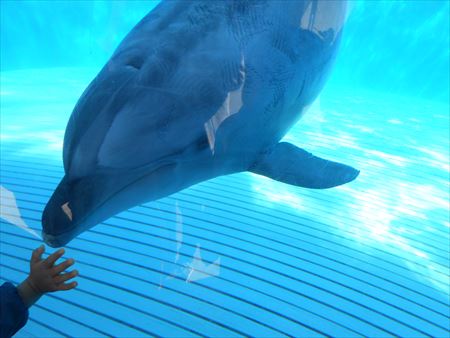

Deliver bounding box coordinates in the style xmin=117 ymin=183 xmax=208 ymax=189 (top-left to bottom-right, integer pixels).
xmin=27 ymin=245 xmax=78 ymax=293
xmin=17 ymin=245 xmax=79 ymax=308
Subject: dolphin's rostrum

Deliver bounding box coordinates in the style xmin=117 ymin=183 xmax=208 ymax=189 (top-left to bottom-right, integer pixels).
xmin=42 ymin=0 xmax=359 ymax=247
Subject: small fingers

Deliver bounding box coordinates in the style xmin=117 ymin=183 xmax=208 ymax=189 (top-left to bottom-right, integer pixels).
xmin=44 ymin=248 xmax=65 ymax=267
xmin=56 ymin=281 xmax=78 ymax=291
xmin=54 ymin=270 xmax=79 ymax=284
xmin=31 ymin=245 xmax=45 ymax=264
xmin=52 ymin=258 xmax=75 ymax=275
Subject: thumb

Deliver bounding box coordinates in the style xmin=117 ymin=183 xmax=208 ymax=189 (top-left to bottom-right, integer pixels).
xmin=31 ymin=245 xmax=45 ymax=264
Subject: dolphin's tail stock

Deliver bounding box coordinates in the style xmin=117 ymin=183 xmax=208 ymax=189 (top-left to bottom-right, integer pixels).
xmin=249 ymin=142 xmax=359 ymax=189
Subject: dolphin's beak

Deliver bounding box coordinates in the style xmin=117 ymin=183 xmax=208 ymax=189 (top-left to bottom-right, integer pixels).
xmin=42 ymin=174 xmax=110 ymax=247
xmin=41 ymin=168 xmax=150 ymax=247
xmin=41 ymin=161 xmax=200 ymax=247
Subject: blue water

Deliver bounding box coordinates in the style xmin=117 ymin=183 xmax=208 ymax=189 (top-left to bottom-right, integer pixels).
xmin=1 ymin=1 xmax=449 ymax=337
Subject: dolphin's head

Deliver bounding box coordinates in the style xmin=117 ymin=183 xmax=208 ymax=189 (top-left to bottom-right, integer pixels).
xmin=41 ymin=159 xmax=207 ymax=247
xmin=41 ymin=170 xmax=137 ymax=247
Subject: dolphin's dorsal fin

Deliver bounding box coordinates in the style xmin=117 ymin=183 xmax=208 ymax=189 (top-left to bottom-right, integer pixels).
xmin=249 ymin=142 xmax=359 ymax=189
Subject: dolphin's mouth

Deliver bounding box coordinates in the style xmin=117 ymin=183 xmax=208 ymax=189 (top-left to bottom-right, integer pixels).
xmin=42 ymin=230 xmax=76 ymax=248
xmin=41 ymin=169 xmax=131 ymax=247
xmin=41 ymin=160 xmax=179 ymax=247
xmin=42 ymin=202 xmax=77 ymax=247
xmin=42 ymin=171 xmax=139 ymax=247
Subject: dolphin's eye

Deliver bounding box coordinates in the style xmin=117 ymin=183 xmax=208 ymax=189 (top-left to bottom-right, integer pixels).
xmin=126 ymin=53 xmax=144 ymax=70
xmin=127 ymin=60 xmax=142 ymax=70
xmin=61 ymin=202 xmax=73 ymax=221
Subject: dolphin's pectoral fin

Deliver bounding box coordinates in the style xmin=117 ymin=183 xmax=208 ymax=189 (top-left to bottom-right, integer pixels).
xmin=249 ymin=142 xmax=359 ymax=189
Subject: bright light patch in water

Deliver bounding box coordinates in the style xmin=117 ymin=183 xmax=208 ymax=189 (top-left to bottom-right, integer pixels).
xmin=366 ymin=149 xmax=409 ymax=167
xmin=251 ymin=174 xmax=306 ymax=211
xmin=1 ymin=130 xmax=63 ymax=153
xmin=387 ymin=119 xmax=403 ymax=125
xmin=338 ymin=182 xmax=449 ymax=296
xmin=412 ymin=146 xmax=450 ymax=173
xmin=0 ymin=185 xmax=41 ymax=239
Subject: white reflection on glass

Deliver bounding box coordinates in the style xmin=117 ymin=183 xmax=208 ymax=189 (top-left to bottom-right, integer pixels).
xmin=0 ymin=185 xmax=41 ymax=239
xmin=174 ymin=201 xmax=183 ymax=263
xmin=185 ymin=245 xmax=221 ymax=283
xmin=158 ymin=202 xmax=221 ymax=289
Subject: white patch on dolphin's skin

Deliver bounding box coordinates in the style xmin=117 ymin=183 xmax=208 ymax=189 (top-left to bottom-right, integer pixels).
xmin=300 ymin=0 xmax=347 ymax=41
xmin=205 ymin=55 xmax=246 ymax=154
xmin=0 ymin=185 xmax=41 ymax=239
xmin=61 ymin=202 xmax=73 ymax=221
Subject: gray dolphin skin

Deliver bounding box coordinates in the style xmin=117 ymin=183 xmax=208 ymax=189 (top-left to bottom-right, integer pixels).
xmin=42 ymin=0 xmax=359 ymax=247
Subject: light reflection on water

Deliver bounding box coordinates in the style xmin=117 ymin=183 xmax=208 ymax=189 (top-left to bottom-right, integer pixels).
xmin=250 ymin=90 xmax=449 ymax=297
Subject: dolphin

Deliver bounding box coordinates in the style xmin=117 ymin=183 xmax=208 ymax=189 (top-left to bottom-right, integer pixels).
xmin=42 ymin=0 xmax=359 ymax=247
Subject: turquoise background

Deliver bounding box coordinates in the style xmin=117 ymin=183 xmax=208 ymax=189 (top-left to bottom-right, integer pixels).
xmin=1 ymin=1 xmax=449 ymax=337
xmin=1 ymin=0 xmax=449 ymax=101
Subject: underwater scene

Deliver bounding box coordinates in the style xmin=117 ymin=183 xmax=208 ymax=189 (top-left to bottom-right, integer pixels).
xmin=0 ymin=0 xmax=449 ymax=337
